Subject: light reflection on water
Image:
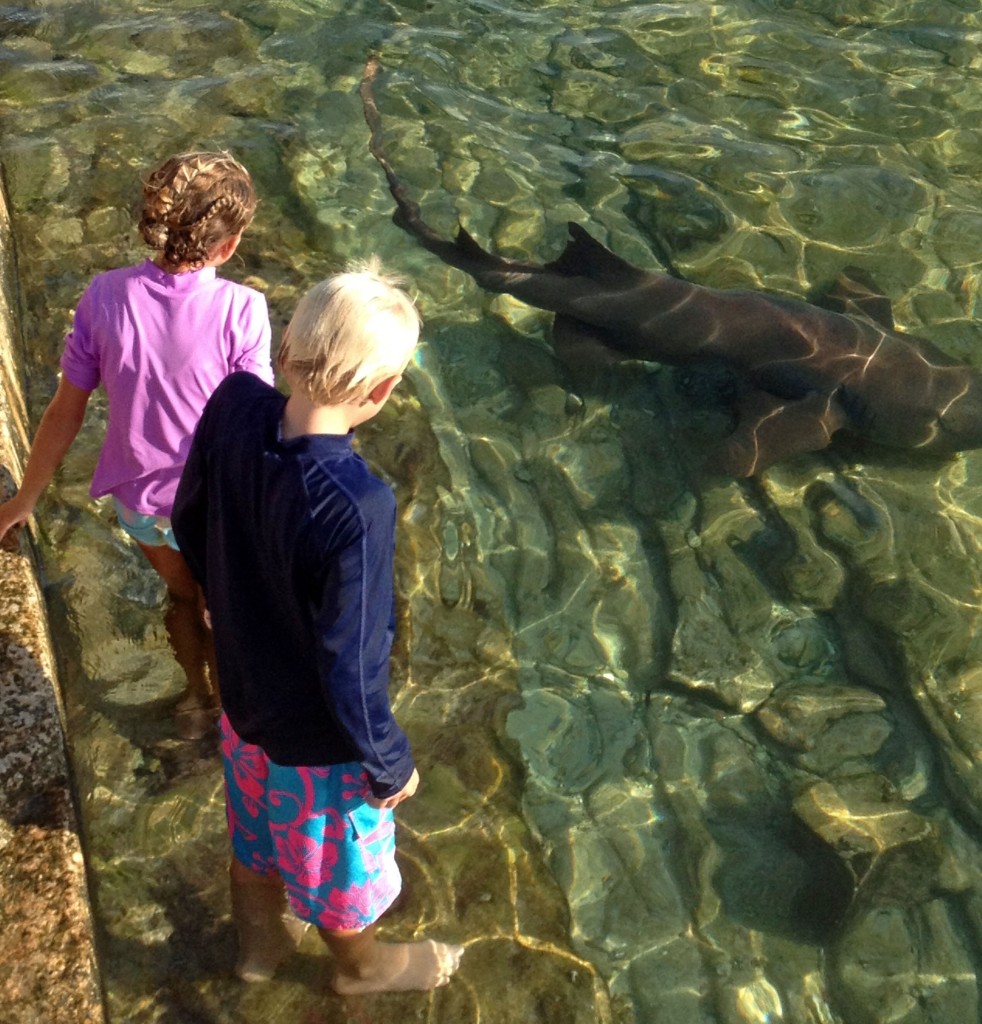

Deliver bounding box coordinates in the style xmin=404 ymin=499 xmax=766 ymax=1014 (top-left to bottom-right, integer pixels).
xmin=5 ymin=0 xmax=982 ymax=1021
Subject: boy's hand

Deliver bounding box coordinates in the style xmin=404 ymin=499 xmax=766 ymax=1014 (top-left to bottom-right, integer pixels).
xmin=368 ymin=768 xmax=419 ymax=810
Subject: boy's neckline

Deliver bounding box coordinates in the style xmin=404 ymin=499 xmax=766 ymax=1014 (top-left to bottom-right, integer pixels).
xmin=277 ymin=415 xmax=353 ymax=445
xmin=280 ymin=390 xmax=360 ymax=440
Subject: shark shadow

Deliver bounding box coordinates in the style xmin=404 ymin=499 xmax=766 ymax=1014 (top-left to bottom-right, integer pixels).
xmin=360 ymin=59 xmax=982 ymax=477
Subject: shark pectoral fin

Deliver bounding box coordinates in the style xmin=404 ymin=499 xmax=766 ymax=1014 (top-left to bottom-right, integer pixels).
xmin=552 ymin=315 xmax=631 ymax=365
xmin=708 ymin=390 xmax=846 ymax=477
xmin=550 ymin=315 xmax=635 ymax=394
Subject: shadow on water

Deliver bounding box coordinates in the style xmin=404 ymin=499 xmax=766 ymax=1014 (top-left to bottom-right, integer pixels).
xmin=710 ymin=810 xmax=855 ymax=945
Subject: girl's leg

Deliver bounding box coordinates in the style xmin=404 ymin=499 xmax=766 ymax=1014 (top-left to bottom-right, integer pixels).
xmin=137 ymin=541 xmax=218 ymax=737
xmin=318 ymin=924 xmax=463 ymax=995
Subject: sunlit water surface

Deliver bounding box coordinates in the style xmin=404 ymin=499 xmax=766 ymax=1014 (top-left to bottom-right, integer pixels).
xmin=5 ymin=1 xmax=982 ymax=1022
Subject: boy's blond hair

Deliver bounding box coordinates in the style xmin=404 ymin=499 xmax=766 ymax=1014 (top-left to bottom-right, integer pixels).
xmin=279 ymin=259 xmax=421 ymax=405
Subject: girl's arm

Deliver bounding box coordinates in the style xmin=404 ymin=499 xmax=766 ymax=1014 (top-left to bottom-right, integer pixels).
xmin=0 ymin=378 xmax=92 ymax=540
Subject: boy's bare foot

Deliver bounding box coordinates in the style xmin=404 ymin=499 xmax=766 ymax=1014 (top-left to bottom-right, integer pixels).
xmin=332 ymin=939 xmax=463 ymax=995
xmin=236 ymin=913 xmax=308 ymax=983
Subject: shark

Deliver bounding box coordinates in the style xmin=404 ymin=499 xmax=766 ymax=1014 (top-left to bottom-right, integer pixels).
xmin=361 ymin=58 xmax=982 ymax=476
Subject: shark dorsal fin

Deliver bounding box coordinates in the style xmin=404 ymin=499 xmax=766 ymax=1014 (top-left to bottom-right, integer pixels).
xmin=454 ymin=226 xmax=492 ymax=261
xmin=546 ymin=223 xmax=646 ymax=283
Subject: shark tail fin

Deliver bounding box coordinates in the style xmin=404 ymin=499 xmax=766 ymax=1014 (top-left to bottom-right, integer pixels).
xmin=546 ymin=222 xmax=647 ymax=283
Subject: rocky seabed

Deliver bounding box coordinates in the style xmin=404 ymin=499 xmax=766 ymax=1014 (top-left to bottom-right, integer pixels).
xmin=403 ymin=331 xmax=982 ymax=1023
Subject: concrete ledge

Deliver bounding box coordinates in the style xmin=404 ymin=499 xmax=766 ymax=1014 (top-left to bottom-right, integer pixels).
xmin=0 ymin=172 xmax=105 ymax=1022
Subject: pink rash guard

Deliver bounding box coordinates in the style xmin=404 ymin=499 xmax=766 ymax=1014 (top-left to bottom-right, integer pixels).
xmin=60 ymin=259 xmax=273 ymax=517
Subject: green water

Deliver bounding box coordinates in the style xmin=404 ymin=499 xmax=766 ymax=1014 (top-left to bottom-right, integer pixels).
xmin=5 ymin=1 xmax=982 ymax=1021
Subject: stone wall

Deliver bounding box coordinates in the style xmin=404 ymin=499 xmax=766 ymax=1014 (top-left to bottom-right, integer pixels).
xmin=0 ymin=173 xmax=105 ymax=1022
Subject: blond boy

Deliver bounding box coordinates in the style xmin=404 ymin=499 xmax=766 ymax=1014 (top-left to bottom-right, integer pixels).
xmin=172 ymin=262 xmax=462 ymax=992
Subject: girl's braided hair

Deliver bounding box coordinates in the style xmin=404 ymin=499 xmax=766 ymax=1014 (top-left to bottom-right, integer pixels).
xmin=139 ymin=151 xmax=257 ymax=271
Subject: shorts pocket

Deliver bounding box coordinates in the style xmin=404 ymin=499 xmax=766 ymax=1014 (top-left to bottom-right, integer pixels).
xmin=346 ymin=802 xmax=391 ymax=842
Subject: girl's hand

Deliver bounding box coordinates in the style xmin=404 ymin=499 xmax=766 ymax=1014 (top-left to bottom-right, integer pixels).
xmin=0 ymin=494 xmax=33 ymax=548
xmin=367 ymin=768 xmax=419 ymax=810
xmin=0 ymin=379 xmax=91 ymax=551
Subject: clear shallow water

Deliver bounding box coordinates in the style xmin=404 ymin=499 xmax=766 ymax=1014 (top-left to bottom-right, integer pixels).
xmin=5 ymin=1 xmax=982 ymax=1021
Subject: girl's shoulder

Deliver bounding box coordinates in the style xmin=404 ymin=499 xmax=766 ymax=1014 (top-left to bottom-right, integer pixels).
xmin=74 ymin=263 xmax=150 ymax=313
xmin=210 ymin=273 xmax=269 ymax=317
xmin=83 ymin=260 xmax=149 ymax=290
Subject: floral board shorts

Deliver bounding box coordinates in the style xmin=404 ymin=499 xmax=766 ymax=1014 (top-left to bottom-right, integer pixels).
xmin=220 ymin=712 xmax=402 ymax=932
xmin=113 ymin=497 xmax=180 ymax=550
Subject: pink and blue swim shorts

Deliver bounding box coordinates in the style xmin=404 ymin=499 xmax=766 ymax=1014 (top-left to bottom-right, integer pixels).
xmin=220 ymin=713 xmax=402 ymax=932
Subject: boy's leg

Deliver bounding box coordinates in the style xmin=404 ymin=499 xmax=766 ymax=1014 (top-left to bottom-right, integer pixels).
xmin=137 ymin=541 xmax=218 ymax=738
xmin=221 ymin=714 xmax=306 ymax=982
xmin=319 ymin=924 xmax=463 ymax=994
xmin=230 ymin=857 xmax=308 ymax=983
xmin=265 ymin=762 xmax=464 ymax=994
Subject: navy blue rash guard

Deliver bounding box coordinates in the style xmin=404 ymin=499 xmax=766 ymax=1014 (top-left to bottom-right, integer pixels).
xmin=172 ymin=371 xmax=415 ymax=799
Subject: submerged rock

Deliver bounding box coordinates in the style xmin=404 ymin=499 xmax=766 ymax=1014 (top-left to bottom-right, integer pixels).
xmin=793 ymin=775 xmax=945 ymax=909
xmin=833 ymin=901 xmax=979 ymax=1024
xmin=755 ymin=683 xmax=887 ymax=751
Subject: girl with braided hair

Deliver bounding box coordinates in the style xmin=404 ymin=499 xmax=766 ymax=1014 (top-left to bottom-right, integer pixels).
xmin=0 ymin=150 xmax=273 ymax=738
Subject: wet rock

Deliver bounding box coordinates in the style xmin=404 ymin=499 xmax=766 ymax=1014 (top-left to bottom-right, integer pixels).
xmin=0 ymin=6 xmax=47 ymax=37
xmin=646 ymin=704 xmax=843 ymax=982
xmin=766 ymin=613 xmax=838 ymax=681
xmin=930 ymin=208 xmax=982 ymax=268
xmin=793 ymin=775 xmax=944 ymax=908
xmin=434 ymin=938 xmax=606 ymax=1024
xmin=1 ymin=137 xmax=72 ymax=205
xmin=785 ymin=166 xmax=928 ymax=249
xmin=833 ymin=901 xmax=978 ymax=1024
xmin=666 ymin=556 xmax=777 ymax=713
xmin=547 ymin=796 xmax=688 ymax=965
xmin=815 ymin=468 xmax=982 ymax=826
xmin=473 ymin=155 xmax=532 ymax=203
xmin=36 ymin=213 xmax=83 ymax=252
xmin=506 ymin=686 xmax=637 ymax=795
xmin=543 ymin=430 xmax=628 ymax=511
xmin=187 ymin=66 xmax=286 ymax=119
xmin=468 ymin=435 xmax=553 ymax=605
xmin=616 ymin=935 xmax=714 ymax=1023
xmin=796 ymin=713 xmax=893 ymax=775
xmin=0 ymin=45 xmax=104 ymax=104
xmin=759 ymin=472 xmax=847 ymax=607
xmin=807 ymin=476 xmax=894 ymax=567
xmin=755 ymin=682 xmax=887 ymax=751
xmin=715 ymin=973 xmax=784 ymax=1024
xmin=83 ymin=206 xmax=134 ymax=246
xmin=81 ymin=11 xmax=258 ymax=74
